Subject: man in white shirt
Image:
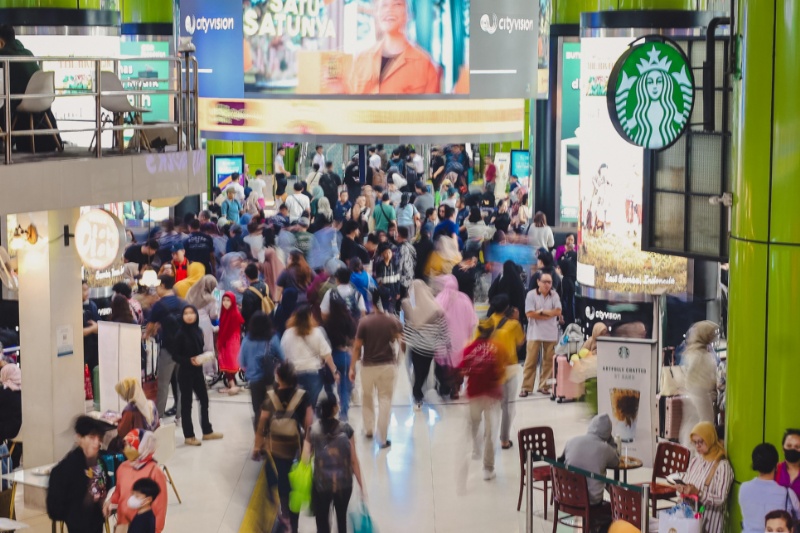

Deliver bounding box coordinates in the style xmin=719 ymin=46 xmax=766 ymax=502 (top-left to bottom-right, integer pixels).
xmin=312 ymin=145 xmax=325 ymax=170
xmin=285 ymin=182 xmax=310 ymax=222
xmin=229 ymin=172 xmax=245 ymax=203
xmin=320 ymin=267 xmax=366 ymax=321
xmin=409 ymin=147 xmax=424 ymax=175
xmin=274 ymin=146 xmax=289 ymax=201
xmin=521 ymin=272 xmax=562 ymax=395
xmin=369 ymin=146 xmax=382 ymax=171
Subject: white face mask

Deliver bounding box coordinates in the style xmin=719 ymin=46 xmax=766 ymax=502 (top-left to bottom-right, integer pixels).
xmin=127 ymin=495 xmax=144 ymax=510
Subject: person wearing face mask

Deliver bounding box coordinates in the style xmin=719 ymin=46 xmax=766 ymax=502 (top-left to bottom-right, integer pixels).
xmin=777 ymin=429 xmax=800 ymax=501
xmin=47 ymin=416 xmax=114 ymax=533
xmin=127 ymin=478 xmax=162 ymax=533
xmin=105 ymin=430 xmax=168 ymax=532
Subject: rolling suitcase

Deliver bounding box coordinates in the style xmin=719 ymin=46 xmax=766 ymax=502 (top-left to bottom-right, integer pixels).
xmin=658 ymin=394 xmax=685 ymax=441
xmin=553 ymin=354 xmax=584 ymax=403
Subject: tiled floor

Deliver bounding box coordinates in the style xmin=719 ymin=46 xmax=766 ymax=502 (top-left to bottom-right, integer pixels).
xmin=12 ymin=356 xmax=653 ymax=533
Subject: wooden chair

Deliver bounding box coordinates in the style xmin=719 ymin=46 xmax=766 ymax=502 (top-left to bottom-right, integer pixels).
xmin=639 ymin=441 xmax=690 ymax=517
xmin=610 ymin=485 xmax=642 ymax=530
xmin=551 ymin=465 xmax=607 ymax=532
xmin=518 ymin=426 xmax=556 ymax=518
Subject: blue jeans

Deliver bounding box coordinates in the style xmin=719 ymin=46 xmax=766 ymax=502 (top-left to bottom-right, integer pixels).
xmin=297 ymin=371 xmax=323 ymax=409
xmin=332 ymin=349 xmax=352 ymax=419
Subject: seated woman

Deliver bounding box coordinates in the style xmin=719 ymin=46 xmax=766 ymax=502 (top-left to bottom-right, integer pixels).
xmin=115 ymin=378 xmax=160 ymax=443
xmin=104 ymin=430 xmax=168 ymax=533
xmin=676 ymin=422 xmax=734 ymax=533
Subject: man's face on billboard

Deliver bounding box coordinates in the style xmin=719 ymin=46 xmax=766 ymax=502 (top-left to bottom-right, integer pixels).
xmin=378 ymin=0 xmax=407 ymax=36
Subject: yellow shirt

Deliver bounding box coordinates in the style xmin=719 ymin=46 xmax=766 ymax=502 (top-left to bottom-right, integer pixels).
xmin=480 ymin=313 xmax=525 ymax=368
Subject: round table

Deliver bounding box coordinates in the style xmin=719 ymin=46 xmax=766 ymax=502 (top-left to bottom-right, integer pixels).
xmin=613 ymin=456 xmax=643 ymax=484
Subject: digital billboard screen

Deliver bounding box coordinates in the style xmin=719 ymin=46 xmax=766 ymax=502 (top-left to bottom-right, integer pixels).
xmin=213 ymin=155 xmax=244 ymax=188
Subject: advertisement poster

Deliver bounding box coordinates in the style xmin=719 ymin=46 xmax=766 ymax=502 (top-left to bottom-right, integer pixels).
xmin=597 ymin=337 xmax=657 ymax=467
xmin=577 ymin=37 xmax=687 ymax=295
xmin=559 ymin=40 xmax=581 ymax=223
xmin=56 ymin=325 xmax=74 ymax=358
xmin=493 ymin=152 xmax=511 ymax=199
xmin=214 ymin=155 xmax=245 ymax=188
xmin=577 ymin=296 xmax=654 ymax=339
xmin=120 ymin=41 xmax=171 ymax=123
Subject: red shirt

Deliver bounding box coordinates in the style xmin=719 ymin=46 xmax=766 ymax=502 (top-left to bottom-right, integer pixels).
xmin=485 ymin=164 xmax=497 ymax=183
xmin=172 ymin=258 xmax=189 ymax=282
xmin=459 ymin=339 xmax=503 ymax=399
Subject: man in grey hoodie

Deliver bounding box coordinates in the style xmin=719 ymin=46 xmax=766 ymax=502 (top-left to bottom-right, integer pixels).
xmin=562 ymin=414 xmax=620 ymax=506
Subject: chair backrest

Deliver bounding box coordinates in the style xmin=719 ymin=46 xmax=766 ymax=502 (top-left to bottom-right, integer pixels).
xmin=551 ymin=465 xmax=590 ymax=512
xmin=99 ymin=71 xmax=136 ymax=113
xmin=152 ymin=423 xmax=176 ymax=464
xmin=518 ymin=426 xmax=556 ymax=468
xmin=610 ymin=485 xmax=642 ymax=529
xmin=16 ymin=71 xmax=55 ymax=113
xmin=652 ymin=442 xmax=690 ymax=482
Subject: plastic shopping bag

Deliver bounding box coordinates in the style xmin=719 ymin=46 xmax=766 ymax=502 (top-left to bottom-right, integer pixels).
xmin=288 ymin=460 xmax=312 ymax=513
xmin=659 ymin=503 xmax=703 ymax=533
xmin=348 ymin=500 xmax=377 ymax=533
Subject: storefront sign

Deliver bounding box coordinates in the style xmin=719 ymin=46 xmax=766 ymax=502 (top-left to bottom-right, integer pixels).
xmin=607 ymin=39 xmax=694 ymax=150
xmin=74 ymin=209 xmax=125 ymax=271
xmin=597 ymin=337 xmax=658 ymax=467
xmin=559 ymin=41 xmax=581 ymax=223
xmin=493 ymin=152 xmax=511 ymax=200
xmin=120 ymin=41 xmax=170 ymax=123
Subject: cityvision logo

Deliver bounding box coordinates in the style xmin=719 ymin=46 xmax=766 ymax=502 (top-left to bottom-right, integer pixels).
xmin=584 ymin=307 xmax=623 ymax=322
xmin=480 ymin=13 xmax=535 ymax=35
xmin=184 ymin=14 xmax=236 ymax=35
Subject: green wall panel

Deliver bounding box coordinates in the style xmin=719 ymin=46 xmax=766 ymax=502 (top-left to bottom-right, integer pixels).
xmin=554 ymin=0 xmax=616 ymax=24
xmin=731 ymin=0 xmax=774 ymax=243
xmin=765 ymin=245 xmax=800 ymax=444
xmin=769 ymin=0 xmax=800 ymax=244
xmin=122 ymin=0 xmax=172 ymax=23
xmin=725 ymin=238 xmax=768 ymax=482
xmin=243 ymin=142 xmax=266 ymax=173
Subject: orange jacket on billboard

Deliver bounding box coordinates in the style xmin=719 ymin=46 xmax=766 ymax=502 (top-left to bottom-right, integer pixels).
xmin=349 ymin=42 xmax=441 ymax=94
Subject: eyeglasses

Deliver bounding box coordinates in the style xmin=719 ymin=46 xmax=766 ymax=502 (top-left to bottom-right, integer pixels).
xmin=691 ymin=439 xmax=705 ymax=447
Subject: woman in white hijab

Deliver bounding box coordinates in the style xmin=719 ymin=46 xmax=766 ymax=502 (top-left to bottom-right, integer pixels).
xmin=186 ymin=275 xmax=220 ymax=377
xmin=402 ymin=280 xmax=452 ymax=409
xmin=679 ymin=320 xmax=720 ymax=447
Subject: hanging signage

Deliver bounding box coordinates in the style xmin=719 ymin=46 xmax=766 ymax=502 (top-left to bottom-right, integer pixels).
xmin=607 ymin=38 xmax=694 ymax=150
xmin=74 ymin=209 xmax=125 ymax=271
xmin=597 ymin=337 xmax=658 ymax=467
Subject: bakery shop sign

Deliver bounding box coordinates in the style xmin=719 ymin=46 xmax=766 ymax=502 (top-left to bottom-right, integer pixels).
xmin=74 ymin=209 xmax=125 ymax=271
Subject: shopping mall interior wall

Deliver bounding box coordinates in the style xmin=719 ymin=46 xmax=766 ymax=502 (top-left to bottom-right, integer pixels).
xmin=553 ymin=0 xmax=703 ymax=24
xmin=121 ymin=0 xmax=172 ymax=24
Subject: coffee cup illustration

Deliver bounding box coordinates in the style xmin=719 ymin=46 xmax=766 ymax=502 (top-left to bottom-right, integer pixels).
xmin=610 ymin=388 xmax=640 ymax=442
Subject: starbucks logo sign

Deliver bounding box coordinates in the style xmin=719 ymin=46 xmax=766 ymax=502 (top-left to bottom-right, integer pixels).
xmin=607 ymin=38 xmax=694 ymax=150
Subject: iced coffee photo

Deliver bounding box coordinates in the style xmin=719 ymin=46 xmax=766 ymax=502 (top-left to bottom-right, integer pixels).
xmin=610 ymin=388 xmax=641 ymax=442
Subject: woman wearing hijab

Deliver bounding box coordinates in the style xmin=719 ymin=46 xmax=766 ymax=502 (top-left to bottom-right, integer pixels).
xmin=680 ymin=321 xmax=720 ymax=446
xmin=105 ymin=430 xmax=169 ymax=532
xmin=273 ymin=287 xmax=300 ymax=336
xmin=403 ymin=280 xmax=452 ymax=409
xmin=115 ymin=378 xmax=159 ymax=442
xmin=172 ymin=304 xmax=223 ymax=446
xmin=425 ymin=235 xmax=462 ymax=279
xmin=488 ymin=260 xmax=527 ymax=320
xmin=0 ymin=365 xmax=22 ymax=443
xmin=186 ymin=275 xmax=219 ymax=365
xmin=218 ymin=252 xmax=248 ymax=304
xmin=276 ymin=250 xmax=313 ymax=303
xmin=261 ymin=228 xmax=285 ymax=299
xmin=435 ymin=275 xmax=478 ymax=399
xmin=310 ymin=197 xmax=334 ymax=233
xmin=582 ymin=323 xmax=609 ymax=356
xmin=310 ymin=186 xmax=325 ymax=218
xmin=174 ymin=262 xmax=205 ymax=299
xmin=676 ymin=422 xmax=734 ymax=533
xmin=217 ymin=291 xmax=244 ymax=395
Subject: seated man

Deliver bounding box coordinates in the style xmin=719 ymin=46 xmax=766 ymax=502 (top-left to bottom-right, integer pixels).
xmin=562 ymin=414 xmax=620 ymax=516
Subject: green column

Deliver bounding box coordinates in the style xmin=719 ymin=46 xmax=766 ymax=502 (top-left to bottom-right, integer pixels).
xmin=122 ymin=0 xmax=172 ymax=24
xmin=727 ymin=0 xmax=800 ymax=529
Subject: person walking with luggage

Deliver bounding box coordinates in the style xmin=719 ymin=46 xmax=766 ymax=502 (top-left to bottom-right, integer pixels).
xmin=173 ymin=304 xmax=223 ymax=446
xmin=349 ymin=291 xmax=403 ymax=448
xmin=459 ymin=319 xmax=505 ymax=481
xmin=301 ymin=394 xmax=365 ymax=533
xmin=253 ymin=362 xmax=312 ymax=533
xmin=521 ymin=272 xmax=562 ymax=397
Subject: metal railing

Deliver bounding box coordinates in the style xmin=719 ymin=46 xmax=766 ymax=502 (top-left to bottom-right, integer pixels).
xmin=0 ymin=54 xmax=199 ymax=165
xmin=525 ymin=452 xmax=651 ymax=533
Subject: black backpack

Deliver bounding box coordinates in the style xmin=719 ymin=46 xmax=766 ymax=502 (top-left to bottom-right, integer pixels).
xmin=160 ymin=305 xmax=184 ymax=354
xmin=330 ymin=285 xmax=362 ymax=324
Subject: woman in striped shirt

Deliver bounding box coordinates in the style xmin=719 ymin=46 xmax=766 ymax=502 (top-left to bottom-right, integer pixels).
xmin=675 ymin=422 xmax=734 ymax=533
xmin=402 ymin=280 xmax=452 ymax=410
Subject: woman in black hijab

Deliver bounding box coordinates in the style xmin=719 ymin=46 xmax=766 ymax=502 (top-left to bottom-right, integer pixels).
xmin=488 ymin=260 xmax=526 ymax=319
xmin=173 ymin=304 xmax=222 ymax=446
xmin=273 ymin=287 xmax=299 ymax=336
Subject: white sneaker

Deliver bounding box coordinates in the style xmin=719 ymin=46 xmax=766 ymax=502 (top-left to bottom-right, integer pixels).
xmin=414 ymin=401 xmax=422 ymax=411
xmin=483 ymin=469 xmax=496 ymax=481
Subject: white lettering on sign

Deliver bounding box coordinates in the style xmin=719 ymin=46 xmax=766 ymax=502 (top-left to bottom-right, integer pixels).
xmin=74 ymin=210 xmax=124 ymax=271
xmin=243 ymin=2 xmax=336 ymax=39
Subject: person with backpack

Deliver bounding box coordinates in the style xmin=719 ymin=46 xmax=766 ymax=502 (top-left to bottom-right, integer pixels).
xmin=240 ymin=312 xmax=284 ymax=431
xmin=241 ymin=263 xmax=274 ymax=329
xmin=253 ymin=362 xmax=312 ymax=533
xmin=321 ymin=268 xmax=361 ymax=421
xmin=301 ymin=394 xmax=365 ymax=533
xmin=144 ymin=274 xmax=184 ymax=418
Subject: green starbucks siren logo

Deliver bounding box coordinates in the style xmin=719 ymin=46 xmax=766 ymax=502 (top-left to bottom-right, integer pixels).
xmin=607 ymin=39 xmax=694 ymax=150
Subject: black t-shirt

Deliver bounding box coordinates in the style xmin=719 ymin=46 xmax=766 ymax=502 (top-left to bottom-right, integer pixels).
xmin=452 ymin=263 xmax=480 ymax=301
xmin=128 ymin=509 xmax=156 ymax=533
xmin=149 ymin=295 xmax=185 ymax=349
xmin=430 ymin=155 xmax=445 ymax=187
xmin=340 ymin=236 xmax=369 ymax=265
xmin=124 ymin=246 xmax=151 ymax=268
xmin=183 ymin=232 xmax=214 ymax=272
xmin=558 ymin=250 xmax=577 ymax=281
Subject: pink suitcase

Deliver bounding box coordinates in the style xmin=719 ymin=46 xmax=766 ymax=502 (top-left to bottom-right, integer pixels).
xmin=554 ymin=354 xmax=585 ymax=403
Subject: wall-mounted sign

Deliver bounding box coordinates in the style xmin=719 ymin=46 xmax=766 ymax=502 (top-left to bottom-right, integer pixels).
xmin=74 ymin=209 xmax=125 ymax=271
xmin=607 ymin=38 xmax=694 ymax=150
